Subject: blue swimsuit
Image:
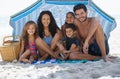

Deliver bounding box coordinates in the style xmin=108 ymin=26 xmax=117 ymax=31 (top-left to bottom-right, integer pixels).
xmin=43 ymin=36 xmax=53 ymax=46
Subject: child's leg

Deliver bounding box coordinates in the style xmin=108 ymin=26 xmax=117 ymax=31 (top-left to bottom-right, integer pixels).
xmin=19 ymin=49 xmax=31 ymax=63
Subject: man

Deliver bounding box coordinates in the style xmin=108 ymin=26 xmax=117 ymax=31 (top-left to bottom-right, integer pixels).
xmin=69 ymin=3 xmax=111 ymax=61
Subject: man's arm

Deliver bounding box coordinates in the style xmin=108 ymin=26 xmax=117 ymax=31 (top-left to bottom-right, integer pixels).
xmin=85 ymin=17 xmax=100 ymax=43
xmin=83 ymin=18 xmax=100 ymax=54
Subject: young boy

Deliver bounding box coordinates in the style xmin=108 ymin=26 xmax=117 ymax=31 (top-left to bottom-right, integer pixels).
xmin=56 ymin=24 xmax=80 ymax=60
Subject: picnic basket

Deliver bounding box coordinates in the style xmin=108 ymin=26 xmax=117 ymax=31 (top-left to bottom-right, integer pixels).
xmin=0 ymin=36 xmax=20 ymax=62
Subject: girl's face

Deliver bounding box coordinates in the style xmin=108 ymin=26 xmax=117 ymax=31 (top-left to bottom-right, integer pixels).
xmin=65 ymin=13 xmax=74 ymax=24
xmin=41 ymin=14 xmax=50 ymax=28
xmin=66 ymin=28 xmax=75 ymax=38
xmin=27 ymin=24 xmax=36 ymax=36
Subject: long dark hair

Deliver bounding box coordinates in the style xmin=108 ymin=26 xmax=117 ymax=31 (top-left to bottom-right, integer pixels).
xmin=37 ymin=10 xmax=60 ymax=38
xmin=65 ymin=12 xmax=75 ymax=24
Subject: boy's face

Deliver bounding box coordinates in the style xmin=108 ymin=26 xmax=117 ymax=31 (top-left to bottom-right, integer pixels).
xmin=66 ymin=28 xmax=75 ymax=38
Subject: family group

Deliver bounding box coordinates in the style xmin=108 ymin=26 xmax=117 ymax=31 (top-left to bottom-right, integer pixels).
xmin=18 ymin=3 xmax=111 ymax=63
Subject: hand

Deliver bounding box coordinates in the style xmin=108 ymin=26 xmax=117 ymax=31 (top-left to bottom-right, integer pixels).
xmin=83 ymin=41 xmax=89 ymax=54
xmin=29 ymin=55 xmax=34 ymax=63
xmin=103 ymin=56 xmax=113 ymax=62
xmin=63 ymin=50 xmax=71 ymax=54
xmin=52 ymin=53 xmax=58 ymax=58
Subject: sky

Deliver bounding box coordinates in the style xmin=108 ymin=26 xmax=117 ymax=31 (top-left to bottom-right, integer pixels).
xmin=0 ymin=0 xmax=37 ymax=16
xmin=93 ymin=0 xmax=120 ymax=18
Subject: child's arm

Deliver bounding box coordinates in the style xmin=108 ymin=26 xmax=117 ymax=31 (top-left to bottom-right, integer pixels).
xmin=19 ymin=40 xmax=25 ymax=57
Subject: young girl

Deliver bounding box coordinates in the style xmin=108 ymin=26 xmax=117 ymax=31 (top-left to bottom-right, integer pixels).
xmin=56 ymin=24 xmax=80 ymax=60
xmin=61 ymin=12 xmax=75 ymax=38
xmin=19 ymin=21 xmax=39 ymax=63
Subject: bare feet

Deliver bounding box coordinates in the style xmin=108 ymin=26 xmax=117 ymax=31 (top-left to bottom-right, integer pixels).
xmin=103 ymin=56 xmax=113 ymax=62
xmin=29 ymin=55 xmax=34 ymax=63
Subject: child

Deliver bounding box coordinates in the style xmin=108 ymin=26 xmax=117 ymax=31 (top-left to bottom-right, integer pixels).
xmin=56 ymin=24 xmax=80 ymax=60
xmin=61 ymin=12 xmax=75 ymax=38
xmin=19 ymin=21 xmax=39 ymax=63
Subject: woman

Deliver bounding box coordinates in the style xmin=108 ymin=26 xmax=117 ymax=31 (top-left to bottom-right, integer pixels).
xmin=37 ymin=10 xmax=62 ymax=60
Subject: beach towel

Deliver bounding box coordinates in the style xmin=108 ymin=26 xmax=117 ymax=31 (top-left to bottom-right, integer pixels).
xmin=32 ymin=59 xmax=99 ymax=64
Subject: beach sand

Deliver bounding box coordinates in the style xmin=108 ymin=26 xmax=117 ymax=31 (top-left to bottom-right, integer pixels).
xmin=0 ymin=17 xmax=120 ymax=79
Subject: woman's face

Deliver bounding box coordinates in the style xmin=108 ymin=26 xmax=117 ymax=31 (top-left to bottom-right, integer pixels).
xmin=41 ymin=14 xmax=50 ymax=28
xmin=65 ymin=13 xmax=74 ymax=24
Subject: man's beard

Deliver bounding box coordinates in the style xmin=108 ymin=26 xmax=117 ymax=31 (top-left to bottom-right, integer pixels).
xmin=79 ymin=17 xmax=87 ymax=23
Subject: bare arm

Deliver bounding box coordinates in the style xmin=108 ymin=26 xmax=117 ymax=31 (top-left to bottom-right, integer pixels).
xmin=69 ymin=44 xmax=80 ymax=52
xmin=85 ymin=18 xmax=100 ymax=43
xmin=56 ymin=40 xmax=65 ymax=51
xmin=61 ymin=24 xmax=66 ymax=38
xmin=57 ymin=28 xmax=63 ymax=39
xmin=19 ymin=40 xmax=25 ymax=57
xmin=83 ymin=18 xmax=101 ymax=54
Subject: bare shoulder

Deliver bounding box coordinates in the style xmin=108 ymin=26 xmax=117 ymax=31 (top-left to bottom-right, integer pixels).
xmin=57 ymin=28 xmax=62 ymax=33
xmin=73 ymin=18 xmax=80 ymax=27
xmin=35 ymin=36 xmax=41 ymax=41
xmin=61 ymin=24 xmax=66 ymax=28
xmin=89 ymin=17 xmax=100 ymax=25
xmin=91 ymin=17 xmax=100 ymax=23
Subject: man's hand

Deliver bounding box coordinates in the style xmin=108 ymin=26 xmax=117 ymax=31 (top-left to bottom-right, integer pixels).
xmin=83 ymin=41 xmax=89 ymax=54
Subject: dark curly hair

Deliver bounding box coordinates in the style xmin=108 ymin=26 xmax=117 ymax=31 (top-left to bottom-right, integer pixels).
xmin=73 ymin=3 xmax=87 ymax=13
xmin=37 ymin=10 xmax=60 ymax=38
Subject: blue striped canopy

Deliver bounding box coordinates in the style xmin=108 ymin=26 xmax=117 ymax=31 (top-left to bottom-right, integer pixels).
xmin=9 ymin=0 xmax=116 ymax=41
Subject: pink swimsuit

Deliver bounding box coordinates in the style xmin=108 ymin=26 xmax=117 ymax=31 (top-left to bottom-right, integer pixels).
xmin=29 ymin=42 xmax=37 ymax=55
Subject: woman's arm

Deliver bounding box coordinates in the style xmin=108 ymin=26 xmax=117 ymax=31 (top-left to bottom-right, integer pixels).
xmin=61 ymin=24 xmax=66 ymax=38
xmin=69 ymin=44 xmax=80 ymax=52
xmin=57 ymin=28 xmax=63 ymax=39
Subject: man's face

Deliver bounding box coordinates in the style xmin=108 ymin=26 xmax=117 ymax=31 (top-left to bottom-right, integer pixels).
xmin=75 ymin=9 xmax=87 ymax=22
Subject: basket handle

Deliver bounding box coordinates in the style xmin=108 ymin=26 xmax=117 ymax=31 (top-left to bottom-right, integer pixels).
xmin=3 ymin=36 xmax=20 ymax=46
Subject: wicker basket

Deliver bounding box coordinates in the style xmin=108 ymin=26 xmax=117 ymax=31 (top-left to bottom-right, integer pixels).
xmin=0 ymin=36 xmax=20 ymax=62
